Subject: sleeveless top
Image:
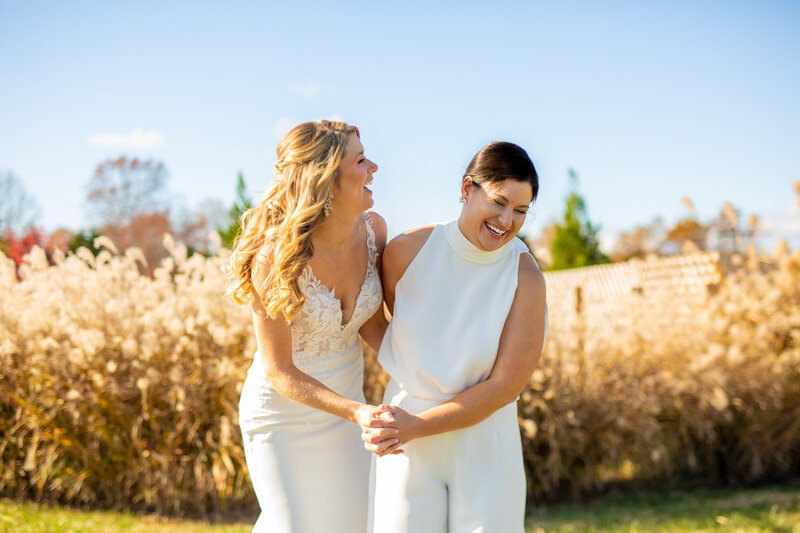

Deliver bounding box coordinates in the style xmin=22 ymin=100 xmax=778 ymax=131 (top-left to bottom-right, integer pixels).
xmin=378 ymin=219 xmax=542 ymax=403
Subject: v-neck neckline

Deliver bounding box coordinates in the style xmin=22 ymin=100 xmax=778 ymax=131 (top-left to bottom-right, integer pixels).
xmin=305 ymin=213 xmax=376 ymax=328
xmin=305 ymin=261 xmax=373 ymax=328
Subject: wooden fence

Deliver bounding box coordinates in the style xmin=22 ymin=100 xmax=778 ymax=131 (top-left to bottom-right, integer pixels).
xmin=542 ymin=252 xmax=723 ymax=340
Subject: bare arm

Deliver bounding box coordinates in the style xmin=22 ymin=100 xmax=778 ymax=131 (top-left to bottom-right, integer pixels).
xmin=364 ymin=253 xmax=546 ymax=451
xmin=358 ymin=212 xmax=390 ymax=351
xmin=250 ymin=247 xmax=398 ymax=447
xmin=380 ymin=225 xmax=435 ymax=315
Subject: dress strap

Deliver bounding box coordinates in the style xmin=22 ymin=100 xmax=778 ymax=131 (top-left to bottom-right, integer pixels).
xmin=363 ymin=212 xmax=378 ymax=264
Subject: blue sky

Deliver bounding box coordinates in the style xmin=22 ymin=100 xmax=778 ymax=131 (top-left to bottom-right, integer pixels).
xmin=2 ymin=0 xmax=799 ymax=250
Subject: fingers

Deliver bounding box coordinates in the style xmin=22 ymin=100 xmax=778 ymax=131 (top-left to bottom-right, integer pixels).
xmin=378 ymin=440 xmax=404 ymax=457
xmin=363 ymin=437 xmax=400 ymax=455
xmin=372 ymin=404 xmax=397 ymax=424
xmin=365 ymin=417 xmax=389 ymax=428
xmin=360 ymin=427 xmax=399 ymax=445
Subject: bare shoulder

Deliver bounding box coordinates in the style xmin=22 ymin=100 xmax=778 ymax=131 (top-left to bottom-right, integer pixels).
xmin=517 ymin=252 xmax=546 ymax=300
xmin=384 ymin=225 xmax=435 ymax=266
xmin=381 ymin=225 xmax=436 ymax=289
xmin=365 ymin=210 xmax=387 ymax=235
xmin=365 ymin=210 xmax=388 ymax=250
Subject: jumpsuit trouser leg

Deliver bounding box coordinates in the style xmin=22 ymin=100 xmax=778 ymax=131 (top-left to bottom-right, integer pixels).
xmin=370 ymin=397 xmax=525 ymax=533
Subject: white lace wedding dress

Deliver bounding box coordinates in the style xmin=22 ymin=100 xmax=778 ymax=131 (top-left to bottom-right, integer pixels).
xmin=239 ymin=213 xmax=382 ymax=533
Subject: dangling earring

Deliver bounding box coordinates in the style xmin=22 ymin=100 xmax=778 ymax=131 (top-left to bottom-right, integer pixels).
xmin=324 ymin=192 xmax=334 ymax=217
xmin=459 ymin=194 xmax=466 ymax=204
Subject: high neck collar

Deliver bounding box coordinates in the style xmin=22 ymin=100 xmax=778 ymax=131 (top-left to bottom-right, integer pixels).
xmin=444 ymin=219 xmax=509 ymax=264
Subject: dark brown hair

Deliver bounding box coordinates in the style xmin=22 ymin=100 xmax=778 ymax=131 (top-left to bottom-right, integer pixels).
xmin=464 ymin=141 xmax=539 ymax=202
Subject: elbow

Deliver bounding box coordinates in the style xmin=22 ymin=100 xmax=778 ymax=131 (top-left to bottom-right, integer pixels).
xmin=492 ymin=382 xmax=524 ymax=409
xmin=499 ymin=389 xmax=521 ymax=408
xmin=264 ymin=363 xmax=297 ymax=394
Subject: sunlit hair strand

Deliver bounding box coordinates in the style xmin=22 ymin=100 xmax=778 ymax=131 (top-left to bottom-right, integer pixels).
xmin=227 ymin=120 xmax=360 ymax=321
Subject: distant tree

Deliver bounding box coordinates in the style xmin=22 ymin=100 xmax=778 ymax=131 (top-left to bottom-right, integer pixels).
xmin=85 ymin=157 xmax=171 ymax=249
xmin=549 ymin=169 xmax=608 ymax=270
xmin=0 ymin=171 xmax=41 ymax=235
xmin=46 ymin=227 xmax=74 ymax=253
xmin=172 ymin=198 xmax=228 ymax=255
xmin=611 ymin=226 xmax=652 ymax=262
xmin=2 ymin=227 xmax=45 ymax=266
xmin=70 ymin=228 xmax=101 ymax=255
xmin=84 ymin=156 xmax=174 ymax=267
xmin=661 ymin=219 xmax=709 ymax=252
xmin=217 ymin=172 xmax=252 ymax=249
xmin=128 ymin=211 xmax=172 ymax=273
xmin=85 ymin=157 xmax=169 ymax=229
xmin=610 ymin=217 xmax=665 ymax=262
xmin=527 ymin=222 xmax=557 ymax=270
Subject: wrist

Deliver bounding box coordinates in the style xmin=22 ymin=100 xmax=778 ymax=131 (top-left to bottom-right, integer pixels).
xmin=345 ymin=400 xmax=366 ymax=424
xmin=408 ymin=414 xmax=429 ymax=441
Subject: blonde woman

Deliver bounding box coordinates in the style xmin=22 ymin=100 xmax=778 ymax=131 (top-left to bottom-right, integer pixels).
xmin=230 ymin=120 xmax=398 ymax=532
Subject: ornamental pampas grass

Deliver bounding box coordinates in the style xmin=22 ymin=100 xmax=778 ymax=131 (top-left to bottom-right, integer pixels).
xmin=0 ymin=236 xmax=254 ymax=515
xmin=2 ymin=223 xmax=800 ymax=513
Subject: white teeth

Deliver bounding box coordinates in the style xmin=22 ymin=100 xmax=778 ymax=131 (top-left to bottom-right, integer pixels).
xmin=486 ymin=222 xmax=506 ymax=236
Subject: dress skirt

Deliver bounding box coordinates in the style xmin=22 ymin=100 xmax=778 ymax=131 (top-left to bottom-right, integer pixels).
xmin=239 ymin=344 xmax=371 ymax=533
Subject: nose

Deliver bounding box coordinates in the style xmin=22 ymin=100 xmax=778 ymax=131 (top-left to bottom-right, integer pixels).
xmin=498 ymin=208 xmax=513 ymax=227
xmin=367 ymin=159 xmax=378 ymax=173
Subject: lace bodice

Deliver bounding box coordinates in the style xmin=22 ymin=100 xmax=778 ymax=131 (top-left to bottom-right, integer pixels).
xmin=290 ymin=213 xmax=382 ymax=364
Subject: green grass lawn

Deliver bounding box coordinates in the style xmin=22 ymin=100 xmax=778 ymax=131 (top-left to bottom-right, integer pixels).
xmin=526 ymin=483 xmax=800 ymax=532
xmin=1 ymin=483 xmax=798 ymax=532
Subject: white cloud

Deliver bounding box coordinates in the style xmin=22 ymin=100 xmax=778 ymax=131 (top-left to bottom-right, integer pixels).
xmin=289 ymin=82 xmax=320 ymax=97
xmin=88 ymin=128 xmax=165 ymax=148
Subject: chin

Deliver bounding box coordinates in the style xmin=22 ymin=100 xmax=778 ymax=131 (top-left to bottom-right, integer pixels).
xmin=480 ymin=239 xmax=505 ymax=252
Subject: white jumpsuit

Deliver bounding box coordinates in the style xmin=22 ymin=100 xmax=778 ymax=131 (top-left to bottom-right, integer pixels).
xmin=238 ymin=213 xmax=382 ymax=533
xmin=369 ymin=219 xmax=534 ymax=533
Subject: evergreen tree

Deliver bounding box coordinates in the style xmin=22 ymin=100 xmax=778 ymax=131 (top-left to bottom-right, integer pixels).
xmin=550 ymin=169 xmax=609 ymax=270
xmin=217 ymin=172 xmax=252 ymax=249
xmin=69 ymin=228 xmax=101 ymax=255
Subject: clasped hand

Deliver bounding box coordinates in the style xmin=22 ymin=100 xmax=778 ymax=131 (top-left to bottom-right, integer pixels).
xmin=357 ymin=404 xmax=419 ymax=457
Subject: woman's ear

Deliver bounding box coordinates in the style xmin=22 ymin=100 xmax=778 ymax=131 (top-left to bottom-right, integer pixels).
xmin=460 ymin=176 xmax=474 ymax=202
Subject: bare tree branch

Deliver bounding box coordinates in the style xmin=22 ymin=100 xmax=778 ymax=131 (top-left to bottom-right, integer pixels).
xmin=0 ymin=171 xmax=41 ymax=235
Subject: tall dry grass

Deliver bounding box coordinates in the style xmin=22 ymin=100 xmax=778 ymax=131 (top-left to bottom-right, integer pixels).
xmin=516 ymin=247 xmax=800 ymax=502
xmin=0 ymin=236 xmax=255 ymax=516
xmin=1 ymin=234 xmax=799 ymax=513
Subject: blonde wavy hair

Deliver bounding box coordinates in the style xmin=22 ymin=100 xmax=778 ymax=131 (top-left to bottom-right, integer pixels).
xmin=228 ymin=120 xmax=360 ymax=321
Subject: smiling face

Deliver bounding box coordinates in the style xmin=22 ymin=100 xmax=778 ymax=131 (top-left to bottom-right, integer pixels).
xmin=331 ymin=133 xmax=378 ymax=217
xmin=458 ymin=176 xmax=533 ymax=251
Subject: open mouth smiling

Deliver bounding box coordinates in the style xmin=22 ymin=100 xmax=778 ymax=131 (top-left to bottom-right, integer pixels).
xmin=485 ymin=222 xmax=507 ymax=237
